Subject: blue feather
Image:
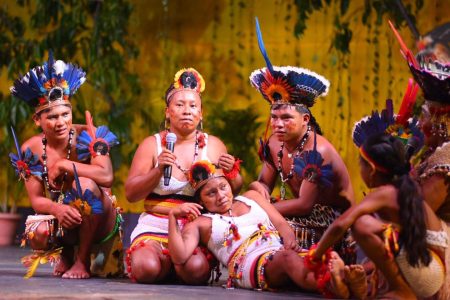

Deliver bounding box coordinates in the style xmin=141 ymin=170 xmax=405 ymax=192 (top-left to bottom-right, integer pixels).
xmin=9 ymin=147 xmax=43 ymax=179
xmin=97 ymin=126 xmax=119 ymax=146
xmin=10 ymin=126 xmax=22 ymax=161
xmin=47 ymin=50 xmax=55 ymax=80
xmin=63 ymin=189 xmax=103 ymax=215
xmin=84 ymin=190 xmax=103 ymax=214
xmin=293 ymin=131 xmax=333 ymax=187
xmin=255 ymin=17 xmax=274 ymax=74
xmin=76 ymin=126 xmax=119 ymax=161
xmin=72 ymin=163 xmax=83 ymax=199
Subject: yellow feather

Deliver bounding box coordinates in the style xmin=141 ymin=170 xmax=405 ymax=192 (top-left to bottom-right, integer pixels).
xmin=23 ymin=257 xmax=40 ymax=279
xmin=39 ymin=257 xmax=48 ymax=264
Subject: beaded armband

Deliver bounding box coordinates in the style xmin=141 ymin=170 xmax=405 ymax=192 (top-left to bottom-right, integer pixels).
xmin=10 ymin=148 xmax=43 ymax=181
xmin=9 ymin=127 xmax=43 ymax=181
xmin=76 ymin=111 xmax=119 ymax=161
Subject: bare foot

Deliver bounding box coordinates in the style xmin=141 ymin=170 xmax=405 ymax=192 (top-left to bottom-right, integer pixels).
xmin=53 ymin=256 xmax=71 ymax=276
xmin=344 ymin=264 xmax=368 ymax=299
xmin=62 ymin=259 xmax=90 ymax=279
xmin=328 ymin=251 xmax=350 ymax=299
xmin=53 ymin=248 xmax=73 ymax=276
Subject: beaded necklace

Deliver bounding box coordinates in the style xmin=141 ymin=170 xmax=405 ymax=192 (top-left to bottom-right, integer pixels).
xmin=173 ymin=130 xmax=200 ymax=175
xmin=219 ymin=204 xmax=241 ymax=247
xmin=42 ymin=128 xmax=74 ymax=194
xmin=277 ymin=126 xmax=310 ymax=200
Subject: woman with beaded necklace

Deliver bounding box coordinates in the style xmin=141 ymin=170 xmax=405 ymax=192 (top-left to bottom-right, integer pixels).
xmin=125 ymin=68 xmax=243 ymax=284
xmin=9 ymin=52 xmax=122 ymax=279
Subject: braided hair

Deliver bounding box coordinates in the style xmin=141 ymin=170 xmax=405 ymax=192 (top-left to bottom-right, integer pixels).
xmin=362 ymin=134 xmax=430 ymax=267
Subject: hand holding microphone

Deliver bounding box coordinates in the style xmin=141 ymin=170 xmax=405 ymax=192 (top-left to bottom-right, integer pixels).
xmin=405 ymin=136 xmax=421 ymax=161
xmin=163 ymin=133 xmax=177 ymax=186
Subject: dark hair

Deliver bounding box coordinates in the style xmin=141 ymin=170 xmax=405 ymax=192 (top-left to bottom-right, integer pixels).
xmin=164 ymin=84 xmax=176 ymax=105
xmin=362 ymin=133 xmax=430 ymax=267
xmin=271 ymin=103 xmax=323 ymax=135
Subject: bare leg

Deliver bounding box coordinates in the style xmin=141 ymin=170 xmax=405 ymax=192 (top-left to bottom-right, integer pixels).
xmin=265 ymin=250 xmax=316 ymax=291
xmin=28 ymin=222 xmax=50 ymax=250
xmin=27 ymin=222 xmax=72 ymax=276
xmin=174 ymin=247 xmax=211 ymax=285
xmin=63 ymin=178 xmax=115 ymax=279
xmin=352 ymin=215 xmax=416 ymax=300
xmin=130 ymin=240 xmax=172 ymax=283
xmin=328 ymin=251 xmax=350 ymax=299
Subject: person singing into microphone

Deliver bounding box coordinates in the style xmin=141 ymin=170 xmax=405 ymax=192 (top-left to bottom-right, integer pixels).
xmin=125 ymin=68 xmax=243 ymax=284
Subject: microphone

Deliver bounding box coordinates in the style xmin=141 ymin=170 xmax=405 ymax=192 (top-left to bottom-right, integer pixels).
xmin=405 ymin=136 xmax=421 ymax=160
xmin=164 ymin=133 xmax=177 ymax=186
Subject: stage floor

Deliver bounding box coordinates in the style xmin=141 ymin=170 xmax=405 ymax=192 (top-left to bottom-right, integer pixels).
xmin=0 ymin=246 xmax=324 ymax=300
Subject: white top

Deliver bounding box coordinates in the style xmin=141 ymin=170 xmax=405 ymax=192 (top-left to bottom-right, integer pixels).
xmin=152 ymin=132 xmax=209 ymax=196
xmin=203 ymin=196 xmax=282 ymax=266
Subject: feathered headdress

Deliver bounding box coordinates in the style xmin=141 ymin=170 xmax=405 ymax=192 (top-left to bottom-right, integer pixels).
xmin=10 ymin=51 xmax=86 ymax=114
xmin=188 ymin=160 xmax=223 ymax=192
xmin=249 ymin=18 xmax=330 ymax=107
xmin=165 ymin=68 xmax=205 ymax=104
xmin=389 ymin=21 xmax=450 ymax=105
xmin=352 ymin=79 xmax=424 ymax=155
xmin=63 ymin=164 xmax=103 ymax=216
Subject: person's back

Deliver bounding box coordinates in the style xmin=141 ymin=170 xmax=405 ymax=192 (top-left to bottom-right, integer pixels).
xmin=314 ymin=134 xmax=447 ymax=299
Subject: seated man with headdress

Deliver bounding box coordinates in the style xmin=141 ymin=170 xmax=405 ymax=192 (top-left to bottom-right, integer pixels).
xmin=390 ymin=21 xmax=450 ymax=300
xmin=247 ymin=19 xmax=355 ymax=263
xmin=9 ymin=52 xmax=123 ymax=279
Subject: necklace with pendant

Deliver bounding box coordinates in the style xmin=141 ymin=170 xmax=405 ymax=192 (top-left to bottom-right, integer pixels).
xmin=277 ymin=126 xmax=310 ymax=200
xmin=42 ymin=128 xmax=74 ymax=193
xmin=220 ymin=205 xmax=241 ymax=247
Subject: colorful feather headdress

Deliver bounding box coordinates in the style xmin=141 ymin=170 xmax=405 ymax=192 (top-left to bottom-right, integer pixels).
xmin=10 ymin=51 xmax=86 ymax=114
xmin=352 ymin=79 xmax=424 ymax=155
xmin=249 ymin=18 xmax=330 ymax=107
xmin=389 ymin=21 xmax=450 ymax=105
xmin=188 ymin=160 xmax=224 ymax=192
xmin=165 ymin=68 xmax=205 ymax=104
